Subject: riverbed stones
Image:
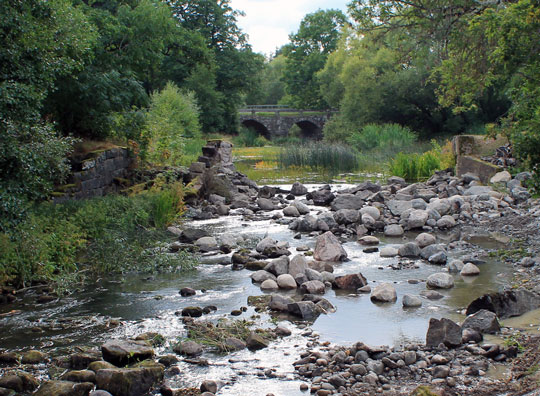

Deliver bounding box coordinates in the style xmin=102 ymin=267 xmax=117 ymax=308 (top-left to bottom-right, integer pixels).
xmin=291 ymin=182 xmax=308 ymax=196
xmin=358 ymin=236 xmax=380 ymax=245
xmin=437 ymin=215 xmax=456 ymax=228
xmin=251 ymin=270 xmax=276 ymax=284
xmin=194 ymin=236 xmax=218 ymax=252
xmin=21 ymin=350 xmax=46 ymax=364
xmin=260 ymin=279 xmax=279 ymax=291
xmin=283 ymin=206 xmax=300 ymax=217
xmin=384 ymin=224 xmax=404 ymax=237
xmin=333 ymin=273 xmax=367 ymax=290
xmin=370 ymin=283 xmax=397 ymax=303
xmin=490 ymin=171 xmax=512 ymax=184
xmin=246 ymin=332 xmax=269 ymax=351
xmin=95 ymin=365 xmax=164 ymax=396
xmin=180 ymin=287 xmax=196 ymax=297
xmin=415 ymin=233 xmax=436 ymax=248
xmin=314 ymin=232 xmax=347 ymax=262
xmin=61 ymin=370 xmax=96 ymax=384
xmin=309 ymin=188 xmax=335 ymax=206
xmin=398 ymin=242 xmax=421 ymax=258
xmin=256 ymin=237 xmax=277 ymax=253
xmin=447 ymin=259 xmax=464 ymax=273
xmin=0 ymin=373 xmax=39 ymax=393
xmin=179 ymin=228 xmax=208 ymax=243
xmin=427 ymin=273 xmax=454 ymax=289
xmin=465 ymin=289 xmax=540 ymax=318
xmin=380 ymin=246 xmax=398 ymax=257
xmin=426 ymin=317 xmax=462 ymax=348
xmin=462 ymin=309 xmax=500 ymax=334
xmin=330 ymin=194 xmax=363 ymax=210
xmin=277 ymin=274 xmax=297 ymax=290
xmin=292 ymin=200 xmax=310 ymax=215
xmin=402 ymin=294 xmax=422 ymax=308
xmin=181 ymin=306 xmax=203 ymax=317
xmin=334 ymin=209 xmax=359 ymax=224
xmin=460 ymin=262 xmax=480 ymax=276
xmin=288 ymin=255 xmax=308 ymax=278
xmin=287 ymin=301 xmax=321 ymax=320
xmin=174 ymin=341 xmax=203 ymax=357
xmin=101 ymin=340 xmax=154 ymax=366
xmin=387 ymin=200 xmax=413 ymax=216
xmin=34 ymin=381 xmax=94 ymax=396
xmin=300 ymin=280 xmax=326 ymax=295
xmin=407 ymin=210 xmax=429 ymax=229
xmin=265 ymin=256 xmax=289 ymax=276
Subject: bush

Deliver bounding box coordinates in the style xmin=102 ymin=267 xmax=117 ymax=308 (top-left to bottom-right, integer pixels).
xmin=279 ymin=142 xmax=358 ymax=173
xmin=389 ymin=151 xmax=441 ymax=181
xmin=233 ymin=127 xmax=268 ymax=147
xmin=0 ymin=183 xmax=194 ymax=290
xmin=142 ymin=82 xmax=201 ymax=166
xmin=322 ymin=114 xmax=358 ymax=143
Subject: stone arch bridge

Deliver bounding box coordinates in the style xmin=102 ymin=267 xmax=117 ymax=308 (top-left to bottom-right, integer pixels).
xmin=238 ymin=106 xmax=334 ymax=140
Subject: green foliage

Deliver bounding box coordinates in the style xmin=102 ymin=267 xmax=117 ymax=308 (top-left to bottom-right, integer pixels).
xmin=0 ymin=184 xmax=195 ymax=290
xmin=0 ymin=121 xmax=76 ymax=231
xmin=347 ymin=124 xmax=417 ymax=152
xmin=245 ymin=55 xmax=287 ymax=105
xmin=279 ymin=143 xmax=358 ymax=173
xmin=282 ymin=9 xmax=347 ymax=109
xmin=389 ymin=151 xmax=441 ymax=181
xmin=233 ymin=127 xmax=269 ymax=147
xmin=142 ymin=82 xmax=201 ymax=166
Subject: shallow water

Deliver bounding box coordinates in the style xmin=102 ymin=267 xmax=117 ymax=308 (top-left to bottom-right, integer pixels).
xmin=0 ymin=183 xmax=515 ymax=395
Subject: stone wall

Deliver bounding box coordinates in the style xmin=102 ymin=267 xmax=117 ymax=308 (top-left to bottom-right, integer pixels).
xmin=53 ymin=147 xmax=132 ymax=202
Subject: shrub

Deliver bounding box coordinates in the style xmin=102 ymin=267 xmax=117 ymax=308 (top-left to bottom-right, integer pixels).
xmin=141 ymin=82 xmax=201 ymax=166
xmin=233 ymin=127 xmax=268 ymax=147
xmin=347 ymin=123 xmax=417 ymax=152
xmin=279 ymin=142 xmax=358 ymax=173
xmin=389 ymin=151 xmax=441 ymax=181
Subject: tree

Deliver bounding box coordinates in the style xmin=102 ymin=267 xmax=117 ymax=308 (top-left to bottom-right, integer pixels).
xmin=281 ymin=9 xmax=347 ymax=109
xmin=245 ymin=54 xmax=287 ymax=105
xmin=0 ymin=0 xmax=95 ymax=229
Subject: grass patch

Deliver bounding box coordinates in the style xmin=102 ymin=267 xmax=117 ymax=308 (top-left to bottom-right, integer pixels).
xmin=182 ymin=319 xmax=275 ymax=353
xmin=279 ymin=142 xmax=358 ymax=174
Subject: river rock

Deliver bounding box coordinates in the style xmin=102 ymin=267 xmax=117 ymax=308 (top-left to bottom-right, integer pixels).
xmin=246 ymin=332 xmax=269 ymax=351
xmin=321 ymin=271 xmax=335 ymax=283
xmin=21 ymin=350 xmax=46 ymax=364
xmin=305 ymin=268 xmax=322 ymax=281
xmin=88 ymin=361 xmax=117 ymax=372
xmin=464 ymin=186 xmax=493 ymax=196
xmin=313 ymin=232 xmax=347 ymax=262
xmin=466 ymin=289 xmax=540 ymax=318
xmin=277 ymin=274 xmax=297 ymax=290
xmin=174 ymin=341 xmax=203 ymax=357
xmin=181 ymin=306 xmax=203 ymax=317
xmin=420 ymin=290 xmax=444 ymax=300
xmin=89 ymin=391 xmax=113 ymax=396
xmin=402 ymin=294 xmax=422 ymax=308
xmin=257 ymin=198 xmax=275 ymax=211
xmin=264 ymin=256 xmax=289 ymax=276
xmin=460 ymin=262 xmax=480 ymax=276
xmin=180 ymin=287 xmax=196 ymax=297
xmin=309 ymin=188 xmax=335 ymax=206
xmin=194 ymin=236 xmax=218 ymax=252
xmin=251 ymin=270 xmax=276 ymax=284
xmin=333 ymin=273 xmax=367 ymax=290
xmin=415 ymin=233 xmax=436 ymax=248
xmin=288 ymin=255 xmax=308 ymax=278
xmin=179 ymin=228 xmax=209 ymax=243
xmin=291 ymin=182 xmax=308 ymax=196
xmin=437 ymin=215 xmax=456 ymax=228
xmin=360 ymin=206 xmax=380 ymax=220
xmin=300 ymin=280 xmax=326 ymax=295
xmin=427 ymin=273 xmax=454 ymax=289
xmin=34 ymin=381 xmax=93 ymax=396
xmin=0 ymin=372 xmax=38 ymax=393
xmin=428 ymin=198 xmax=451 ymax=216
xmin=426 ymin=317 xmax=462 ymax=348
xmin=256 ymin=237 xmax=277 ymax=253
xmin=370 ymin=283 xmax=397 ymax=303
xmin=398 ymin=242 xmax=421 ymax=258
xmin=101 ymin=340 xmax=154 ymax=366
xmin=269 ymin=294 xmax=295 ymax=312
xmin=296 ymin=215 xmax=318 ymax=232
xmin=384 ymin=224 xmax=404 ymax=237
xmin=462 ymin=309 xmax=500 ymax=334
xmin=288 ymin=201 xmax=308 ymax=216
xmin=61 ymin=370 xmax=96 ymax=384
xmin=387 ymin=200 xmax=413 ymax=216
xmin=330 ymin=194 xmax=363 ymax=210
xmin=358 ymin=236 xmax=379 ymax=245
xmin=262 ymin=245 xmax=291 ymax=258
xmin=95 ymin=365 xmax=164 ymax=396
xmin=287 ymin=301 xmax=321 ymax=320
xmin=420 ymin=244 xmax=445 ymax=260
xmin=283 ymin=206 xmax=300 ymax=217
xmin=428 ymin=251 xmax=447 ymax=264
xmin=334 ymin=209 xmax=360 ymax=224
xmin=407 ymin=210 xmax=429 ymax=229
xmin=490 ymin=171 xmax=512 ymax=184
xmin=380 ymin=246 xmax=398 ymax=257
xmin=447 ymin=259 xmax=464 ymax=273
xmin=260 ymin=279 xmax=279 ymax=291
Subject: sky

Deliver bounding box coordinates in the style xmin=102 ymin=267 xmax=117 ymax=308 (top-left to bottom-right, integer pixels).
xmin=230 ymin=0 xmax=350 ymax=56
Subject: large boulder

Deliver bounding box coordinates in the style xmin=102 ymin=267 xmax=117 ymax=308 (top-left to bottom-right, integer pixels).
xmin=283 ymin=206 xmax=300 ymax=217
xmin=460 ymin=262 xmax=480 ymax=276
xmin=309 ymin=188 xmax=335 ymax=206
xmin=256 ymin=237 xmax=277 ymax=253
xmin=462 ymin=309 xmax=500 ymax=334
xmin=384 ymin=224 xmax=404 ymax=237
xmin=334 ymin=209 xmax=360 ymax=224
xmin=291 ymin=182 xmax=308 ymax=196
xmin=333 ymin=273 xmax=367 ymax=290
xmin=427 ymin=273 xmax=454 ymax=289
xmin=287 ymin=301 xmax=321 ymax=320
xmin=415 ymin=233 xmax=436 ymax=248
xmin=292 ymin=200 xmax=310 ymax=215
xmin=264 ymin=256 xmax=289 ymax=276
xmin=95 ymin=365 xmax=164 ymax=396
xmin=179 ymin=228 xmax=209 ymax=243
xmin=257 ymin=197 xmax=275 ymax=211
xmin=426 ymin=318 xmax=462 ymax=348
xmin=101 ymin=340 xmax=154 ymax=366
xmin=288 ymin=255 xmax=308 ymax=278
xmin=370 ymin=283 xmax=397 ymax=303
xmin=34 ymin=381 xmax=93 ymax=396
xmin=250 ymin=270 xmax=276 ymax=284
xmin=466 ymin=289 xmax=540 ymax=318
xmin=387 ymin=200 xmax=413 ymax=216
xmin=313 ymin=232 xmax=347 ymax=262
xmin=331 ymin=194 xmax=364 ymax=210
xmin=194 ymin=236 xmax=218 ymax=252
xmin=407 ymin=210 xmax=429 ymax=229
xmin=398 ymin=242 xmax=421 ymax=258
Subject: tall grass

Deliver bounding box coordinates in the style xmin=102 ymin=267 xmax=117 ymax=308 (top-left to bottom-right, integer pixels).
xmin=233 ymin=127 xmax=269 ymax=147
xmin=347 ymin=123 xmax=417 ymax=152
xmin=389 ymin=151 xmax=441 ymax=181
xmin=279 ymin=142 xmax=358 ymax=173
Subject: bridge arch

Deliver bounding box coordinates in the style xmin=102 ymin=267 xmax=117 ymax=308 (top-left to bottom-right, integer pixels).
xmin=295 ymin=120 xmax=323 ymax=140
xmin=240 ymin=119 xmax=271 ymax=139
